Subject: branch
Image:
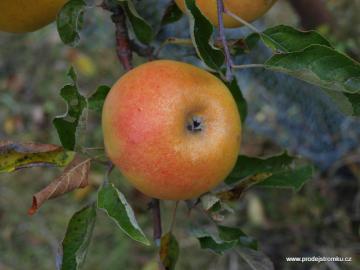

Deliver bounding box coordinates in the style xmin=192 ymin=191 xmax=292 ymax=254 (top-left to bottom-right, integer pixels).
xmin=102 ymin=0 xmax=133 ymax=71
xmin=101 ymin=0 xmax=163 ymax=252
xmin=216 ymin=0 xmax=233 ymax=81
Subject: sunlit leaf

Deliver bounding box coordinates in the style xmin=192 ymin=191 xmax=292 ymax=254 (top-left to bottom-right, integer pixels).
xmin=97 ymin=183 xmax=150 ymax=245
xmin=261 ymin=25 xmax=332 ymax=52
xmin=265 ymin=45 xmax=360 ymax=94
xmin=0 ymin=141 xmax=74 ymax=173
xmin=60 ymin=204 xmax=96 ymax=270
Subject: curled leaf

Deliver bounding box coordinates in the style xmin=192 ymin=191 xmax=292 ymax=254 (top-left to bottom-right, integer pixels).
xmin=53 ymin=67 xmax=87 ymax=150
xmin=57 ymin=0 xmax=87 ymax=46
xmin=0 ymin=141 xmax=74 ymax=173
xmin=29 ymin=156 xmax=91 ymax=215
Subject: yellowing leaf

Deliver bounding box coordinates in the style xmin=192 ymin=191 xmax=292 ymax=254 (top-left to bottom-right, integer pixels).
xmin=0 ymin=141 xmax=75 ymax=173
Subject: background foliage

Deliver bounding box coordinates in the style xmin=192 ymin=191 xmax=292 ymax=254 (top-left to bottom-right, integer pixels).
xmin=0 ymin=0 xmax=359 ymax=269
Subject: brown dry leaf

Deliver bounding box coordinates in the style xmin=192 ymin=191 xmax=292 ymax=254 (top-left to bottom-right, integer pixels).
xmin=29 ymin=156 xmax=91 ymax=215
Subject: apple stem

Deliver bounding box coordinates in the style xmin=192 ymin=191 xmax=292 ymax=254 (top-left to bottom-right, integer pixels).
xmin=217 ymin=0 xmax=233 ymax=81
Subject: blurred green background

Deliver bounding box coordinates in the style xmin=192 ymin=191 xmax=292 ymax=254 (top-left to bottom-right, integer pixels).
xmin=0 ymin=0 xmax=359 ymax=269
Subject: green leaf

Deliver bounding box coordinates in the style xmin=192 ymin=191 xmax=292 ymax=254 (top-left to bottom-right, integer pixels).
xmin=0 ymin=142 xmax=75 ymax=173
xmin=196 ymin=235 xmax=238 ymax=255
xmin=200 ymin=193 xmax=221 ymax=212
xmin=118 ymin=0 xmax=153 ymax=44
xmin=160 ymin=232 xmax=180 ymax=270
xmin=321 ymin=89 xmax=354 ymax=116
xmin=57 ymin=0 xmax=87 ymax=46
xmin=261 ymin=25 xmax=332 ymax=52
xmin=87 ymin=85 xmax=111 ymax=112
xmin=345 ymin=93 xmax=360 ymax=116
xmin=97 ymin=183 xmax=150 ymax=245
xmin=226 ymin=77 xmax=247 ymax=123
xmin=53 ymin=67 xmax=87 ymax=150
xmin=184 ymin=0 xmax=224 ymax=71
xmin=218 ymin=226 xmax=258 ymax=250
xmin=61 ymin=204 xmax=96 ymax=270
xmin=265 ymin=45 xmax=360 ymax=94
xmin=193 ymin=226 xmax=257 ymax=255
xmin=225 ymin=152 xmax=293 ymax=185
xmin=256 ymin=165 xmax=313 ymax=191
xmin=161 ymin=2 xmax=183 ymax=26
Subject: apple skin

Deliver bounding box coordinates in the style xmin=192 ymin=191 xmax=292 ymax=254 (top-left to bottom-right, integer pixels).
xmin=0 ymin=0 xmax=68 ymax=33
xmin=175 ymin=0 xmax=277 ymax=28
xmin=102 ymin=60 xmax=241 ymax=200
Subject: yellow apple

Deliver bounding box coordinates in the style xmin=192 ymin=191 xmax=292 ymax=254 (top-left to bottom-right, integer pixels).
xmin=175 ymin=0 xmax=277 ymax=28
xmin=102 ymin=60 xmax=242 ymax=200
xmin=0 ymin=0 xmax=68 ymax=33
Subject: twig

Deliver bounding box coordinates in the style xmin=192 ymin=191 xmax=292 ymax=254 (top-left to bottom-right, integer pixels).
xmin=129 ymin=40 xmax=154 ymax=60
xmin=101 ymin=0 xmax=133 ymax=71
xmin=151 ymin=198 xmax=162 ymax=246
xmin=217 ymin=0 xmax=233 ymax=81
xmin=101 ymin=0 xmax=164 ymax=251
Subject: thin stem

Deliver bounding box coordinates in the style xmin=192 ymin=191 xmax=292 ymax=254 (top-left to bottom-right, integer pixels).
xmin=151 ymin=199 xmax=162 ymax=247
xmin=169 ymin=201 xmax=179 ymax=232
xmin=232 ymin=64 xmax=265 ymax=69
xmin=224 ymin=8 xmax=288 ymax=52
xmin=224 ymin=8 xmax=262 ymax=34
xmin=217 ymin=0 xmax=233 ymax=81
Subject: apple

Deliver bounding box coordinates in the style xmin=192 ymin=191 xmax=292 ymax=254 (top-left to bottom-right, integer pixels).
xmin=175 ymin=0 xmax=277 ymax=28
xmin=0 ymin=0 xmax=68 ymax=33
xmin=102 ymin=60 xmax=242 ymax=200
